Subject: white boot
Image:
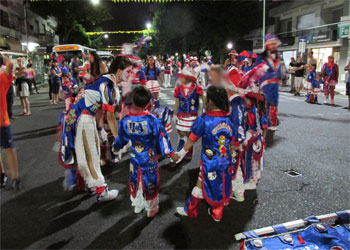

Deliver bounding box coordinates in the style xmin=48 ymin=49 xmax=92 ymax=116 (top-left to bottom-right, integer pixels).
xmin=176 ymin=207 xmax=188 ymax=217
xmin=97 ymin=186 xmax=119 ymax=203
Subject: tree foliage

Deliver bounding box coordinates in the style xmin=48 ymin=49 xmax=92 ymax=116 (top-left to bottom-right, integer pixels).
xmin=30 ymin=1 xmax=112 ymax=48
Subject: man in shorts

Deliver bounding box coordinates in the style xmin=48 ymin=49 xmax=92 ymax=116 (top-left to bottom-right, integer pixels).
xmin=0 ymin=54 xmax=20 ymax=189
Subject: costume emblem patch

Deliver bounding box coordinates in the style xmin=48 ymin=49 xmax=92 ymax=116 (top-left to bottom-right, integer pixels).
xmin=204 ymin=148 xmax=215 ymax=160
xmin=208 ymin=171 xmax=217 ymax=180
xmin=218 ymin=136 xmax=227 ymax=157
xmin=148 ymin=149 xmax=155 ymax=162
xmin=191 ymin=99 xmax=195 ymax=104
xmin=129 ymin=163 xmax=134 ymax=174
xmin=253 ymin=140 xmax=262 ymax=153
xmin=135 ymin=141 xmax=144 ymax=153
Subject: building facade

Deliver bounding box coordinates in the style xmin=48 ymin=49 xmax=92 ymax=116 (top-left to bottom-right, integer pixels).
xmin=244 ymin=0 xmax=349 ymax=81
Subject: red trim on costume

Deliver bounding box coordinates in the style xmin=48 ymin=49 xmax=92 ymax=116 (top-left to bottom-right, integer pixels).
xmin=189 ymin=133 xmax=200 ymax=142
xmin=96 ymin=185 xmax=106 ymax=195
xmin=168 ymin=151 xmax=175 ymax=157
xmin=178 ymin=73 xmax=197 ymax=83
xmin=177 ymin=112 xmax=198 ymax=118
xmin=205 ymin=110 xmax=229 ymax=117
xmin=102 ymin=104 xmax=115 ymax=113
xmin=128 ymin=112 xmax=150 ymax=116
xmin=82 ymin=109 xmax=93 ymax=115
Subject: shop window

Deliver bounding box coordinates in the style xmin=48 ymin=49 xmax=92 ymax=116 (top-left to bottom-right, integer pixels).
xmin=0 ymin=10 xmax=10 ymax=28
xmin=312 ymin=48 xmax=333 ymax=72
xmin=297 ymin=13 xmax=316 ymax=30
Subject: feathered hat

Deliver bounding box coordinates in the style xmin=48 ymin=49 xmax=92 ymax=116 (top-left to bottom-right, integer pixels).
xmin=228 ymin=50 xmax=238 ymax=56
xmin=264 ymin=33 xmax=281 ymax=47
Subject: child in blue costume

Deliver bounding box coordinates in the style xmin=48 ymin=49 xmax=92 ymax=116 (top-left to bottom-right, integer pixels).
xmin=113 ymin=86 xmax=177 ymax=217
xmin=175 ymin=85 xmax=235 ymax=222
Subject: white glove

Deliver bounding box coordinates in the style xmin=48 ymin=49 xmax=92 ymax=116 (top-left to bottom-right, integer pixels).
xmin=176 ymin=148 xmax=188 ymax=164
xmin=98 ymin=127 xmax=108 ymax=142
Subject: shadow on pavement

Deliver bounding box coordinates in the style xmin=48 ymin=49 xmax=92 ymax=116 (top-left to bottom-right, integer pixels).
xmin=0 ymin=178 xmax=101 ymax=249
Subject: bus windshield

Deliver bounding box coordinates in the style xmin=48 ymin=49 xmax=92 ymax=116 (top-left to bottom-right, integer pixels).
xmin=56 ymin=51 xmax=84 ymax=66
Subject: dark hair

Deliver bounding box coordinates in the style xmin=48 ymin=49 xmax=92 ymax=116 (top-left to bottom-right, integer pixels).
xmin=27 ymin=63 xmax=33 ymax=68
xmin=206 ymin=85 xmax=229 ymax=112
xmin=146 ymin=57 xmax=157 ymax=80
xmin=89 ymin=51 xmax=102 ymax=77
xmin=0 ymin=54 xmax=3 ymax=66
xmin=62 ymin=72 xmax=68 ymax=78
xmin=108 ymin=56 xmax=131 ymax=75
xmin=132 ymin=85 xmax=152 ymax=108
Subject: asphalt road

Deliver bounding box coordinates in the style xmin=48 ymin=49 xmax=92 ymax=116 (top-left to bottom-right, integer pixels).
xmin=1 ymin=83 xmax=349 ymax=249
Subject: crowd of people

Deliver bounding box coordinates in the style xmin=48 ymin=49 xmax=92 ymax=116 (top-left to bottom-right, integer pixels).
xmin=0 ymin=33 xmax=349 ymax=223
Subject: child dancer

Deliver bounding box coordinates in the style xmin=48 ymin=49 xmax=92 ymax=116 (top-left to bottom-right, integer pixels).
xmin=243 ymin=92 xmax=267 ymax=191
xmin=144 ymin=56 xmax=164 ymax=111
xmin=305 ymin=64 xmax=316 ymax=103
xmin=224 ymin=68 xmax=247 ymax=202
xmin=113 ymin=86 xmax=176 ymax=217
xmin=310 ymin=73 xmax=323 ymax=104
xmin=175 ymin=85 xmax=235 ymax=222
xmin=173 ymin=66 xmax=205 ymax=160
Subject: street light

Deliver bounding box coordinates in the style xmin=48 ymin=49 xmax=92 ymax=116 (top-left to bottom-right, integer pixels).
xmin=227 ymin=42 xmax=233 ymax=50
xmin=146 ymin=22 xmax=152 ymax=29
xmin=104 ymin=34 xmax=109 ymax=39
xmin=91 ymin=0 xmax=100 ymax=5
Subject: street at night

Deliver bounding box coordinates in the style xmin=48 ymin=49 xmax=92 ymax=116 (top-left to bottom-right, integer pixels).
xmin=1 ymin=0 xmax=350 ymax=249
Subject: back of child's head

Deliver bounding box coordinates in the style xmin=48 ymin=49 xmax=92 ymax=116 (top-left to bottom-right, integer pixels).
xmin=206 ymin=85 xmax=229 ymax=112
xmin=132 ymin=85 xmax=152 ymax=108
xmin=62 ymin=72 xmax=68 ymax=78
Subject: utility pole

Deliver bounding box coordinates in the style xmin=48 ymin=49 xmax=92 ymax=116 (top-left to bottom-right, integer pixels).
xmin=262 ymin=0 xmax=266 ymax=50
xmin=23 ymin=0 xmax=29 ymax=53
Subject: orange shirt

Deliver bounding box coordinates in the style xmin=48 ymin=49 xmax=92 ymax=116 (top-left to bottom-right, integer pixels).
xmin=0 ymin=72 xmax=14 ymax=127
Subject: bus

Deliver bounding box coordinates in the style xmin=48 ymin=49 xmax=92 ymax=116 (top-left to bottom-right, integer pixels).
xmin=96 ymin=51 xmax=114 ymax=62
xmin=52 ymin=44 xmax=96 ymax=66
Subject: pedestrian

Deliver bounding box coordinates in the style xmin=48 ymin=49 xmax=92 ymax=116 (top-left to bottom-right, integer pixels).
xmin=199 ymin=58 xmax=210 ymax=87
xmin=144 ymin=56 xmax=164 ymax=111
xmin=71 ymin=55 xmax=82 ymax=87
xmin=51 ymin=60 xmax=62 ymax=105
xmin=344 ymin=60 xmax=350 ymax=110
xmin=294 ymin=55 xmax=305 ymax=96
xmin=173 ymin=66 xmax=205 ymax=161
xmin=26 ymin=59 xmax=39 ymax=94
xmin=60 ymin=56 xmax=131 ymax=202
xmin=47 ymin=60 xmax=53 ymax=101
xmin=175 ymin=85 xmax=234 ymax=222
xmin=288 ymin=57 xmax=296 ymax=93
xmin=305 ymin=51 xmax=317 ymax=75
xmin=305 ymin=64 xmax=316 ymax=102
xmin=15 ymin=58 xmax=31 ymax=116
xmin=61 ymin=60 xmax=69 ymax=76
xmin=113 ymin=85 xmax=176 ymax=217
xmin=224 ymin=50 xmax=238 ymax=69
xmin=0 ymin=54 xmax=20 ymax=190
xmin=321 ymin=55 xmax=339 ymax=105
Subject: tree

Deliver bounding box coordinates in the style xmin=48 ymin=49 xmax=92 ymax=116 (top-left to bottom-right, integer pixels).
xmin=30 ymin=1 xmax=112 ymax=48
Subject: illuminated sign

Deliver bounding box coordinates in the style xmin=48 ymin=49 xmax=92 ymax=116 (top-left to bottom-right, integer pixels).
xmin=54 ymin=46 xmax=80 ymax=52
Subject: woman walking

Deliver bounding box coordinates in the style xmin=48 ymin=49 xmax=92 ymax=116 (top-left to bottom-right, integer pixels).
xmin=51 ymin=60 xmax=62 ymax=105
xmin=15 ymin=58 xmax=31 ymax=116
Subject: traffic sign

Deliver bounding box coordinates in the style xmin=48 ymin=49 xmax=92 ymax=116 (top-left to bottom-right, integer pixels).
xmin=298 ymin=36 xmax=307 ymax=54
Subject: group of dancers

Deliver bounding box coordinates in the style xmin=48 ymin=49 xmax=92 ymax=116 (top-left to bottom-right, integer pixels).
xmin=57 ymin=34 xmax=283 ymax=221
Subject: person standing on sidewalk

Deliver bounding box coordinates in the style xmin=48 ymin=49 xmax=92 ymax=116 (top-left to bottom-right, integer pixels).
xmin=294 ymin=55 xmax=305 ymax=96
xmin=0 ymin=54 xmax=20 ymax=189
xmin=344 ymin=60 xmax=350 ymax=110
xmin=321 ymin=55 xmax=338 ymax=105
xmin=15 ymin=58 xmax=31 ymax=116
xmin=288 ymin=57 xmax=296 ymax=93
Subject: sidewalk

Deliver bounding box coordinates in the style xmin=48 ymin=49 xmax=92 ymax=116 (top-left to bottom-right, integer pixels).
xmin=279 ymin=82 xmax=347 ymax=95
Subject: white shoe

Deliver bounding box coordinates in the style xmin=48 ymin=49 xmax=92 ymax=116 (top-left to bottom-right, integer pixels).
xmin=97 ymin=188 xmax=119 ymax=203
xmin=176 ymin=207 xmax=188 ymax=217
xmin=324 ymin=99 xmax=329 ymax=104
xmin=268 ymin=126 xmax=278 ymax=131
xmin=207 ymin=208 xmax=221 ymax=222
xmin=231 ymin=193 xmax=245 ymax=202
xmin=244 ymin=181 xmax=257 ymax=190
xmin=134 ymin=206 xmax=144 ymax=214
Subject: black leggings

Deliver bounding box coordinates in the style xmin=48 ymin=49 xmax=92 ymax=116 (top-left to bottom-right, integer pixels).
xmin=52 ymin=80 xmax=60 ymax=94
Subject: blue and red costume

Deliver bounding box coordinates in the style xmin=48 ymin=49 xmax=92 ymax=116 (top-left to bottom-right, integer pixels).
xmin=113 ymin=111 xmax=174 ymax=212
xmin=184 ymin=111 xmax=235 ymax=221
xmin=254 ymin=55 xmax=282 ymax=127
